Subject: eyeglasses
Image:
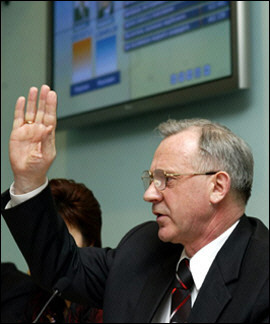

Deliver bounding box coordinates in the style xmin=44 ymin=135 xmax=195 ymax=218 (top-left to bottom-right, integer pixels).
xmin=141 ymin=169 xmax=219 ymax=192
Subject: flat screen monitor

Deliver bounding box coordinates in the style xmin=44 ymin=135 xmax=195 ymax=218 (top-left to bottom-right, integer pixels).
xmin=52 ymin=1 xmax=249 ymax=128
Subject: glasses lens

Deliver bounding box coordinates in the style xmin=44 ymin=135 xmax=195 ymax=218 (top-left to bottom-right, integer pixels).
xmin=142 ymin=171 xmax=151 ymax=191
xmin=153 ymin=169 xmax=165 ymax=191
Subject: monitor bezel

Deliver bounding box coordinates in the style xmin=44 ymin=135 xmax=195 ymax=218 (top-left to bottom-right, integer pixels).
xmin=49 ymin=1 xmax=249 ymax=129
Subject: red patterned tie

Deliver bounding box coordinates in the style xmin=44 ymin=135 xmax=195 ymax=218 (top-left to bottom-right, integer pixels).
xmin=170 ymin=258 xmax=194 ymax=323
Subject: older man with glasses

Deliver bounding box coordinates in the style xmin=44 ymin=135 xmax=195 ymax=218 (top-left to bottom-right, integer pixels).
xmin=2 ymin=85 xmax=269 ymax=323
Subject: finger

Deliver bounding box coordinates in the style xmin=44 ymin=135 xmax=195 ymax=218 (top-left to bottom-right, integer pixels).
xmin=44 ymin=91 xmax=57 ymax=128
xmin=42 ymin=124 xmax=57 ymax=167
xmin=13 ymin=96 xmax=26 ymax=129
xmin=35 ymin=85 xmax=51 ymax=124
xmin=25 ymin=87 xmax=38 ymax=122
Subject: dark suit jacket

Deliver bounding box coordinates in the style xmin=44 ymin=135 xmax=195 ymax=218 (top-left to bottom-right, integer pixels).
xmin=1 ymin=262 xmax=103 ymax=323
xmin=1 ymin=262 xmax=36 ymax=323
xmin=1 ymin=186 xmax=269 ymax=323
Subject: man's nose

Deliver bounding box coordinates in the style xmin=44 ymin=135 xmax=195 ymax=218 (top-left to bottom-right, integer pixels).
xmin=143 ymin=182 xmax=163 ymax=203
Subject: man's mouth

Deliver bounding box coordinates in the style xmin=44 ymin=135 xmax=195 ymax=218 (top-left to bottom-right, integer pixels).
xmin=153 ymin=211 xmax=168 ymax=218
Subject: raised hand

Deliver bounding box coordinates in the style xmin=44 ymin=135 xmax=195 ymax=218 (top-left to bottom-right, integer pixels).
xmin=9 ymin=85 xmax=57 ymax=194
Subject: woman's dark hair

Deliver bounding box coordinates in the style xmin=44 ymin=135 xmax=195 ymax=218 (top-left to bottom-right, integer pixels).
xmin=49 ymin=178 xmax=102 ymax=247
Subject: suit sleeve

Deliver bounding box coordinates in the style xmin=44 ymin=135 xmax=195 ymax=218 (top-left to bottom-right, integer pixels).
xmin=1 ymin=186 xmax=114 ymax=307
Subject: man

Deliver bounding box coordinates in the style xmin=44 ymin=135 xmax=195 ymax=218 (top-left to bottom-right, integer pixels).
xmin=2 ymin=85 xmax=269 ymax=323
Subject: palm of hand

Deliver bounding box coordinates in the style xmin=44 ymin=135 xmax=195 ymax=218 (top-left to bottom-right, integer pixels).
xmin=9 ymin=85 xmax=57 ymax=193
xmin=10 ymin=123 xmax=56 ymax=176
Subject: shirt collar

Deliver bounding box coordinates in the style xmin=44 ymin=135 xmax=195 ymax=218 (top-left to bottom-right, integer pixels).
xmin=179 ymin=220 xmax=239 ymax=291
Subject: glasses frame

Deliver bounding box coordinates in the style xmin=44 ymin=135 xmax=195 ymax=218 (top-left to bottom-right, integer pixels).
xmin=141 ymin=169 xmax=219 ymax=191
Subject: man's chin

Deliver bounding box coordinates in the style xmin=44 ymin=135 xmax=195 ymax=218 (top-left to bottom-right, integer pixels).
xmin=157 ymin=226 xmax=182 ymax=244
xmin=157 ymin=227 xmax=172 ymax=243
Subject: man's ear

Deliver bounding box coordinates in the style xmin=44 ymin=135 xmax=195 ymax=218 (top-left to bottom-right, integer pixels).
xmin=209 ymin=171 xmax=231 ymax=204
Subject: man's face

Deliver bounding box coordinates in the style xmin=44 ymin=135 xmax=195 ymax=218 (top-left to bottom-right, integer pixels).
xmin=143 ymin=130 xmax=214 ymax=245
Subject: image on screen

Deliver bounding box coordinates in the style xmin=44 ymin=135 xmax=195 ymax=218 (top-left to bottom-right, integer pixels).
xmin=53 ymin=1 xmax=240 ymax=122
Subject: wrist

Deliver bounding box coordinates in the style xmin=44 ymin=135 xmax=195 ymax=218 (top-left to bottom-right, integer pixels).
xmin=9 ymin=179 xmax=48 ymax=208
xmin=13 ymin=175 xmax=47 ymax=195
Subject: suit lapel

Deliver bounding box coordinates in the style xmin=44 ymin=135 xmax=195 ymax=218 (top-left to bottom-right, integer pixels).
xmin=189 ymin=262 xmax=231 ymax=322
xmin=133 ymin=244 xmax=182 ymax=323
xmin=189 ymin=215 xmax=253 ymax=323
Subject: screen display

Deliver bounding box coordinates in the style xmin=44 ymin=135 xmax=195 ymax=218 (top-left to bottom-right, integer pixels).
xmin=53 ymin=1 xmax=234 ymax=121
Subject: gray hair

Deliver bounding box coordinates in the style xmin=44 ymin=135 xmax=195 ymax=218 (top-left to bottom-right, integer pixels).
xmin=157 ymin=119 xmax=254 ymax=204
